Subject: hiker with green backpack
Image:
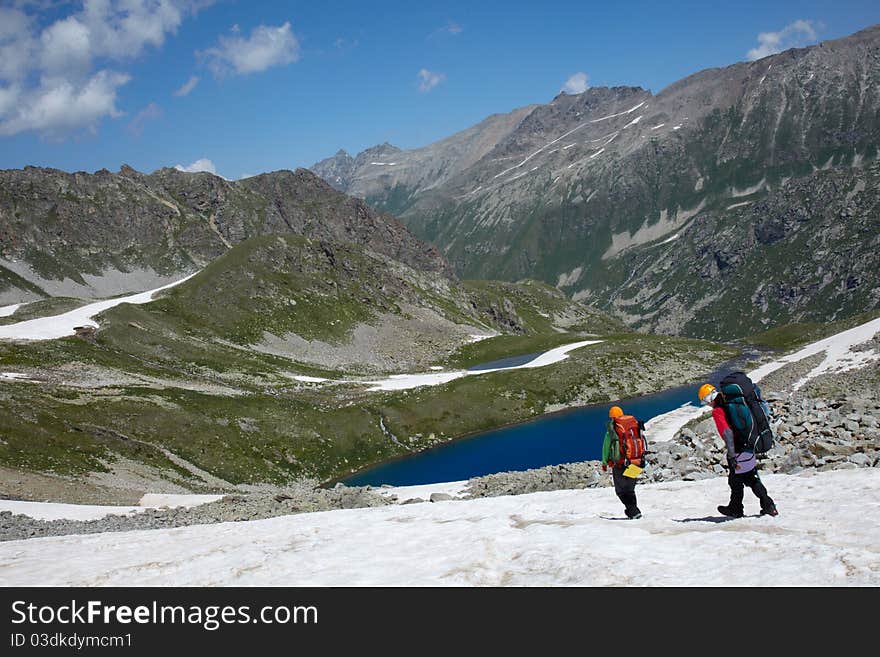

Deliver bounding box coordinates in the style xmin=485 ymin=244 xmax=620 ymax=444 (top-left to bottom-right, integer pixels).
xmin=699 ymin=373 xmax=778 ymax=518
xmin=601 ymin=405 xmax=648 ymax=519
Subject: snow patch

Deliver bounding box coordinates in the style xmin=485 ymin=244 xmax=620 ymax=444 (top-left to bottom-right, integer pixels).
xmin=0 ymin=303 xmax=22 ymax=317
xmin=588 ymin=101 xmax=645 ymax=124
xmin=731 ymin=178 xmax=767 ymax=197
xmin=0 ymin=272 xmax=199 ymax=341
xmin=376 ymin=480 xmax=468 ymax=501
xmin=645 ymin=403 xmax=710 ymax=443
xmin=3 ymin=469 xmax=878 ymax=585
xmin=362 ymin=340 xmax=602 ymax=391
xmin=0 ymin=372 xmax=30 ymax=381
xmin=749 ymin=317 xmax=880 ymax=389
xmin=0 ymin=494 xmax=222 ymax=522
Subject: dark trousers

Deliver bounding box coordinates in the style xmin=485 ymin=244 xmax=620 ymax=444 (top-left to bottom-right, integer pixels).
xmin=728 ymin=468 xmax=775 ymax=513
xmin=612 ymin=467 xmax=641 ymax=518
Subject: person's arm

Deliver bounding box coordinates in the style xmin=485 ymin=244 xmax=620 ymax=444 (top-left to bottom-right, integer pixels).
xmin=712 ymin=407 xmax=738 ymax=469
xmin=601 ymin=423 xmax=612 ymax=470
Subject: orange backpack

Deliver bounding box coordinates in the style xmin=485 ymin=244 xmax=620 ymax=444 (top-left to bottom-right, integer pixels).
xmin=612 ymin=415 xmax=647 ymax=467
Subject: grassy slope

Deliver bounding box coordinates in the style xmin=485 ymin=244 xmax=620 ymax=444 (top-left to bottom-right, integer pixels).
xmin=0 ymin=333 xmax=736 ymax=484
xmin=0 ymin=235 xmax=735 ymax=488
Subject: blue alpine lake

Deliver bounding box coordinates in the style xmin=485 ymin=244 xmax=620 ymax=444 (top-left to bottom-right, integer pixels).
xmin=342 ymin=376 xmax=725 ymax=488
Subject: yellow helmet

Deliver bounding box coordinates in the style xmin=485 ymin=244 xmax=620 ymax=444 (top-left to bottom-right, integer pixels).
xmin=609 ymin=405 xmax=624 ymax=419
xmin=698 ymin=383 xmax=717 ymax=405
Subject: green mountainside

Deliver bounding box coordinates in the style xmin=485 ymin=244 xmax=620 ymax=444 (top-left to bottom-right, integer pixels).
xmin=313 ymin=25 xmax=880 ymax=338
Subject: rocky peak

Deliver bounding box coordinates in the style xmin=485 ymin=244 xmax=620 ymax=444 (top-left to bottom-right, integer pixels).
xmin=310 ymin=150 xmax=356 ymax=192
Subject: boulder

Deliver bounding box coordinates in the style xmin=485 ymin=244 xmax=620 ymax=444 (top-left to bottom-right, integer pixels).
xmin=808 ymin=442 xmax=856 ymax=457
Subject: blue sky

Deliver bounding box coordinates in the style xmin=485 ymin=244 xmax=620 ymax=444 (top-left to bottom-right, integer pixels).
xmin=1 ymin=0 xmax=878 ymax=179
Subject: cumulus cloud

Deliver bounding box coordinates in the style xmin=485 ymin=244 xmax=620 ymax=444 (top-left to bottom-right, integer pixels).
xmin=0 ymin=1 xmax=212 ymax=138
xmin=0 ymin=7 xmax=37 ymax=82
xmin=126 ymin=102 xmax=162 ymax=136
xmin=174 ymin=158 xmax=217 ymax=174
xmin=200 ymin=22 xmax=300 ymax=77
xmin=747 ymin=20 xmax=818 ymax=61
xmin=562 ymin=72 xmax=589 ymax=94
xmin=417 ymin=68 xmax=445 ymax=93
xmin=0 ymin=70 xmax=130 ymax=138
xmin=173 ymin=74 xmax=199 ymax=96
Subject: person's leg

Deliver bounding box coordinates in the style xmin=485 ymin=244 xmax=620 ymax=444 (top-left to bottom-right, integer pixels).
xmin=745 ymin=470 xmax=776 ymax=514
xmin=719 ymin=471 xmax=745 ymax=516
xmin=612 ymin=468 xmax=641 ymax=518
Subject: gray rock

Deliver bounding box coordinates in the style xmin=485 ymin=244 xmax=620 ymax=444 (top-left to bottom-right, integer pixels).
xmin=429 ymin=493 xmax=454 ymax=502
xmin=809 ymin=442 xmax=856 ymax=457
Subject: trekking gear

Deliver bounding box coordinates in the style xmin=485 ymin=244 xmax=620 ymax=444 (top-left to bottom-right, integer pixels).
xmin=718 ymin=371 xmax=775 ymax=454
xmin=760 ymin=507 xmax=779 ymax=517
xmin=622 ymin=463 xmax=643 ymax=478
xmin=717 ymin=505 xmax=744 ymax=518
xmin=609 ymin=415 xmax=647 ymax=468
xmin=727 ymin=452 xmax=757 ymax=473
xmin=609 ymin=405 xmax=624 ymax=419
xmin=627 ymin=512 xmax=642 ymax=520
xmin=698 ymin=383 xmax=717 ymax=405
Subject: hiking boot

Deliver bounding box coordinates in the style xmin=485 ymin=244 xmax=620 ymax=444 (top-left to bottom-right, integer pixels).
xmin=628 ymin=512 xmax=642 ymax=520
xmin=717 ymin=505 xmax=744 ymax=518
xmin=760 ymin=506 xmax=778 ymax=517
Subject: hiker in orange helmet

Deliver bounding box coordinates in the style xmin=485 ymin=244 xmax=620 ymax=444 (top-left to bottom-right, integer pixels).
xmin=699 ymin=383 xmax=777 ymax=518
xmin=601 ymin=405 xmax=648 ymax=519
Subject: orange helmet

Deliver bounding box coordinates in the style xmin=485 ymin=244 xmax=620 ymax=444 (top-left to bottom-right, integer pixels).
xmin=698 ymin=383 xmax=717 ymax=405
xmin=609 ymin=405 xmax=624 ymax=419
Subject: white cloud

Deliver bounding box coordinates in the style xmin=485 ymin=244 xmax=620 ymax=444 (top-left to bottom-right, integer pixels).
xmin=417 ymin=68 xmax=445 ymax=93
xmin=173 ymin=74 xmax=199 ymax=96
xmin=0 ymin=85 xmax=21 ymax=118
xmin=40 ymin=16 xmax=93 ymax=79
xmin=562 ymin=72 xmax=589 ymax=94
xmin=200 ymin=22 xmax=300 ymax=77
xmin=747 ymin=20 xmax=818 ymax=61
xmin=0 ymin=8 xmax=37 ymax=82
xmin=0 ymin=1 xmax=212 ymax=138
xmin=174 ymin=158 xmax=218 ymax=174
xmin=0 ymin=70 xmax=130 ymax=138
xmin=126 ymin=102 xmax=162 ymax=136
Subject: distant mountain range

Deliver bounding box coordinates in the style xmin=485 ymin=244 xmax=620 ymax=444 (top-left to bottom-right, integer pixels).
xmin=312 ymin=24 xmax=880 ymax=339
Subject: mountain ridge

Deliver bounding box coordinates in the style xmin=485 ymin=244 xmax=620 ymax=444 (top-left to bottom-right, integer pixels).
xmin=311 ymin=24 xmax=880 ymax=339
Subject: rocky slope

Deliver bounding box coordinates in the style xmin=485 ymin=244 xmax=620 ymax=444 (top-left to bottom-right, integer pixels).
xmin=0 ymin=165 xmax=451 ymax=305
xmin=312 ymin=25 xmax=880 ymax=338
